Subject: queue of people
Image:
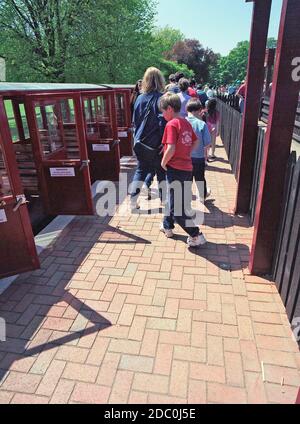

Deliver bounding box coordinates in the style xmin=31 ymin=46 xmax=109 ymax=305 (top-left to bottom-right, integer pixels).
xmin=129 ymin=67 xmax=222 ymax=248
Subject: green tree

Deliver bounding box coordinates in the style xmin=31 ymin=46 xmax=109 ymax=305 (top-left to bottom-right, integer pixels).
xmin=166 ymin=39 xmax=219 ymax=82
xmin=157 ymin=59 xmax=194 ymax=81
xmin=146 ymin=26 xmax=194 ymax=81
xmin=152 ymin=26 xmax=184 ymax=57
xmin=0 ymin=0 xmax=92 ymax=82
xmin=209 ymin=38 xmax=278 ymax=85
xmin=0 ymin=0 xmax=157 ymax=83
xmin=68 ymin=0 xmax=156 ymax=84
xmin=267 ymin=37 xmax=277 ymax=49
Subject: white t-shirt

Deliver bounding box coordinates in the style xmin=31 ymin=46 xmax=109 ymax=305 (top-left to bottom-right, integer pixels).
xmin=178 ymin=92 xmax=191 ymax=117
xmin=206 ymin=89 xmax=215 ymax=99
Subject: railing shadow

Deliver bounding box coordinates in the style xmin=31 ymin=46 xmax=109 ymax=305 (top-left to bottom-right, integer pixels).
xmin=171 ymin=235 xmax=250 ymax=272
xmin=204 ymin=199 xmax=250 ymax=229
xmin=0 ymin=160 xmax=150 ymax=384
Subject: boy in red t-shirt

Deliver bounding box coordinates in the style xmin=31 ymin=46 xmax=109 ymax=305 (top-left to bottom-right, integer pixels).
xmin=159 ymin=93 xmax=207 ymax=247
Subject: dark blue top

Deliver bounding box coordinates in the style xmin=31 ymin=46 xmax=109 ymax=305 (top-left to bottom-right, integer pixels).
xmin=133 ymin=92 xmax=166 ymax=149
xmin=197 ymin=90 xmax=209 ymax=107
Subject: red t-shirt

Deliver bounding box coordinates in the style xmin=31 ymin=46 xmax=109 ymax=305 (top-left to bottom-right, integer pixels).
xmin=162 ymin=117 xmax=197 ymax=171
xmin=237 ymin=83 xmax=246 ymax=98
xmin=187 ymin=87 xmax=198 ymax=98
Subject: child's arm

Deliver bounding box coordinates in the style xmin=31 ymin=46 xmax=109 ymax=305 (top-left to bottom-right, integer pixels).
xmin=204 ymin=146 xmax=209 ymax=161
xmin=203 ymin=123 xmax=212 ymax=160
xmin=216 ymin=114 xmax=220 ymax=137
xmin=161 ymin=144 xmax=176 ymax=171
xmin=192 ymin=138 xmax=200 ymax=152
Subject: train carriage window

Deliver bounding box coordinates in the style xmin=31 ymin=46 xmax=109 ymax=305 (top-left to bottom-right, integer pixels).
xmin=4 ymin=100 xmax=19 ymax=142
xmin=68 ymin=99 xmax=76 ymax=122
xmin=34 ymin=103 xmax=63 ymax=156
xmin=116 ymin=93 xmax=126 ymax=127
xmin=61 ymin=99 xmax=75 ymax=124
xmin=34 ymin=99 xmax=80 ymax=159
xmin=19 ymin=104 xmax=30 ymax=139
xmin=0 ymin=144 xmax=12 ymax=197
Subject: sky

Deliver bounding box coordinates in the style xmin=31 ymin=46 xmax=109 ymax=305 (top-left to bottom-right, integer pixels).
xmin=155 ymin=0 xmax=283 ymax=56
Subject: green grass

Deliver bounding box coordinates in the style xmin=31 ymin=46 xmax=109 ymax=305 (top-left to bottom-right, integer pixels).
xmin=4 ymin=100 xmax=32 ymax=142
xmin=4 ymin=99 xmax=76 ymax=143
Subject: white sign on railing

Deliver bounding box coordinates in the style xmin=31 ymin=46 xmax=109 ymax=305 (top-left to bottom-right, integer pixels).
xmin=0 ymin=209 xmax=7 ymax=224
xmin=92 ymin=144 xmax=110 ymax=152
xmin=50 ymin=168 xmax=75 ymax=177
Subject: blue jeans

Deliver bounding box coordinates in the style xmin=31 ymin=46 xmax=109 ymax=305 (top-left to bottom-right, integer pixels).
xmin=192 ymin=158 xmax=207 ymax=199
xmin=144 ymin=171 xmax=156 ymax=189
xmin=163 ymin=166 xmax=200 ymax=238
xmin=130 ymin=156 xmax=166 ymax=202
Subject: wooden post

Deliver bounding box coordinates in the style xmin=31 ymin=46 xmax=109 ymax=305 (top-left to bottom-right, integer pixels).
xmin=235 ymin=0 xmax=272 ymax=213
xmin=250 ymin=0 xmax=300 ymax=275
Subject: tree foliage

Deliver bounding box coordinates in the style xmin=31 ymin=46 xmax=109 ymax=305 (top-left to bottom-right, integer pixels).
xmin=157 ymin=58 xmax=194 ymax=81
xmin=209 ymin=38 xmax=278 ymax=85
xmin=152 ymin=26 xmax=184 ymax=58
xmin=1 ymin=1 xmax=259 ymax=85
xmin=166 ymin=39 xmax=219 ymax=82
xmin=0 ymin=0 xmax=93 ymax=81
xmin=0 ymin=0 xmax=156 ymax=83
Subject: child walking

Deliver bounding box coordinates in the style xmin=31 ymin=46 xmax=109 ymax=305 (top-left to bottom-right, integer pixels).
xmin=186 ymin=98 xmax=212 ymax=202
xmin=159 ymin=93 xmax=207 ymax=248
xmin=202 ymin=99 xmax=220 ymax=162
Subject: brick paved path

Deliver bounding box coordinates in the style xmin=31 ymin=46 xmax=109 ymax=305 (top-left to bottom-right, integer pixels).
xmin=0 ymin=139 xmax=299 ymax=404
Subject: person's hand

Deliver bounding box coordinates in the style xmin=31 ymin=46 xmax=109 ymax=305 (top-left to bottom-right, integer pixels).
xmin=161 ymin=162 xmax=167 ymax=171
xmin=158 ymin=145 xmax=164 ymax=155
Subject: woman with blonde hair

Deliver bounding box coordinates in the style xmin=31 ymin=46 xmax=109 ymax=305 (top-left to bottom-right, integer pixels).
xmin=130 ymin=67 xmax=167 ymax=210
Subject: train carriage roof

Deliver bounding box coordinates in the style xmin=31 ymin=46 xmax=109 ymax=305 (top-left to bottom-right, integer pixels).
xmin=0 ymin=82 xmax=110 ymax=96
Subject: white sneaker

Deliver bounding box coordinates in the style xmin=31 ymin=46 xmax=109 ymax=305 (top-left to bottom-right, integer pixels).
xmin=205 ymin=188 xmax=211 ymax=200
xmin=130 ymin=201 xmax=140 ymax=212
xmin=160 ymin=223 xmax=174 ymax=238
xmin=200 ymin=188 xmax=211 ymax=203
xmin=187 ymin=233 xmax=207 ymax=247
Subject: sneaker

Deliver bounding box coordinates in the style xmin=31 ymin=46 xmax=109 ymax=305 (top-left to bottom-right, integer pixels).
xmin=200 ymin=188 xmax=212 ymax=204
xmin=185 ymin=207 xmax=195 ymax=217
xmin=205 ymin=187 xmax=211 ymax=200
xmin=208 ymin=155 xmax=217 ymax=162
xmin=160 ymin=223 xmax=174 ymax=238
xmin=187 ymin=233 xmax=207 ymax=247
xmin=130 ymin=201 xmax=140 ymax=212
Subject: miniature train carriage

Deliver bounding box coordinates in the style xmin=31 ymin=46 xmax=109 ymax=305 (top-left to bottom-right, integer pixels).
xmin=103 ymin=85 xmax=134 ymax=157
xmin=0 ymin=83 xmax=124 ymax=279
xmin=81 ymin=89 xmax=121 ymax=182
xmin=0 ymin=96 xmax=39 ymax=279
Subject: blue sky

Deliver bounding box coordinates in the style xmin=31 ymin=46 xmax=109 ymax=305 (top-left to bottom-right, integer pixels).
xmin=155 ymin=0 xmax=283 ymax=55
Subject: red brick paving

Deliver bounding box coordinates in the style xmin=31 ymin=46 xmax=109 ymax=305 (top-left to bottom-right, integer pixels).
xmin=0 ymin=141 xmax=299 ymax=404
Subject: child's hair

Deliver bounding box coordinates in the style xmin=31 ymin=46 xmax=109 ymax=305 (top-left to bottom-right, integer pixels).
xmin=186 ymin=98 xmax=202 ymax=113
xmin=169 ymin=74 xmax=176 ymax=83
xmin=175 ymin=71 xmax=185 ymax=83
xmin=207 ymin=99 xmax=217 ymax=116
xmin=142 ymin=67 xmax=165 ymax=94
xmin=159 ymin=92 xmax=181 ymax=113
xmin=179 ymin=78 xmax=190 ymax=93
